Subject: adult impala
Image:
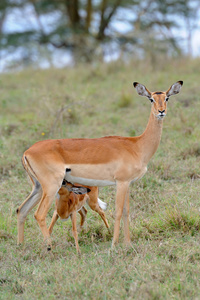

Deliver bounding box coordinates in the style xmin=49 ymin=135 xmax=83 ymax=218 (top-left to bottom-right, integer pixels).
xmin=17 ymin=80 xmax=183 ymax=250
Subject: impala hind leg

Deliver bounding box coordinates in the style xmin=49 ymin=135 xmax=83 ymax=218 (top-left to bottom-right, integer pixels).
xmin=34 ymin=183 xmax=62 ymax=251
xmin=112 ymin=181 xmax=129 ymax=248
xmin=17 ymin=179 xmax=42 ymax=245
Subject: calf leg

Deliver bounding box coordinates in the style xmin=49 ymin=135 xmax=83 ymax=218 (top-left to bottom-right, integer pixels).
xmin=70 ymin=212 xmax=80 ymax=254
xmin=48 ymin=210 xmax=59 ymax=235
xmin=78 ymin=206 xmax=87 ymax=228
xmin=87 ymin=188 xmax=110 ymax=232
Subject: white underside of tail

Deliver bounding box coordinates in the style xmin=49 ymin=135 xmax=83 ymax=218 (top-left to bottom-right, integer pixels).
xmin=98 ymin=198 xmax=107 ymax=211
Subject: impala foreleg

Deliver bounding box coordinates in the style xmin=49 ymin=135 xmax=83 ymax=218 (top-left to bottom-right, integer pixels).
xmin=122 ymin=190 xmax=131 ymax=245
xmin=112 ymin=181 xmax=129 ymax=247
xmin=70 ymin=211 xmax=80 ymax=254
xmin=17 ymin=179 xmax=42 ymax=244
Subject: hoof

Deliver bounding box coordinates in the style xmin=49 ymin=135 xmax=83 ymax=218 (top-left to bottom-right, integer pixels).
xmin=47 ymin=246 xmax=51 ymax=251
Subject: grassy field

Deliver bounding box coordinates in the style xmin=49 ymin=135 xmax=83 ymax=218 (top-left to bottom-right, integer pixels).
xmin=0 ymin=57 xmax=200 ymax=299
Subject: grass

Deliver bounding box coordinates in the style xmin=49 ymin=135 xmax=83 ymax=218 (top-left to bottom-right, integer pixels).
xmin=1 ymin=57 xmax=200 ymax=299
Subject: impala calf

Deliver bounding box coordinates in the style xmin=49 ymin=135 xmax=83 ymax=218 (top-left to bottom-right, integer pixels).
xmin=17 ymin=80 xmax=183 ymax=250
xmin=48 ymin=181 xmax=109 ymax=253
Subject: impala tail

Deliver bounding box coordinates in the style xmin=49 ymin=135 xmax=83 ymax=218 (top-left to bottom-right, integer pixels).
xmin=97 ymin=198 xmax=107 ymax=211
xmin=22 ymin=154 xmax=38 ymax=183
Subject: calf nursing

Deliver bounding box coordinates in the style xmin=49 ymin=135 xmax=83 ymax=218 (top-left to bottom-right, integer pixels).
xmin=17 ymin=80 xmax=183 ymax=250
xmin=48 ymin=181 xmax=109 ymax=253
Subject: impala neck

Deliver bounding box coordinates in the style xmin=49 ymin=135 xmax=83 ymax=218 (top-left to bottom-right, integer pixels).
xmin=137 ymin=107 xmax=163 ymax=165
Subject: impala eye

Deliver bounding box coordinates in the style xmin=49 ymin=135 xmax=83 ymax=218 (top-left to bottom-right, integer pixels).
xmin=150 ymin=98 xmax=154 ymax=103
xmin=165 ymin=97 xmax=169 ymax=102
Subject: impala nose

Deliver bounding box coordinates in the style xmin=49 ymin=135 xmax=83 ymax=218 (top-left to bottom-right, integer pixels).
xmin=158 ymin=110 xmax=165 ymax=114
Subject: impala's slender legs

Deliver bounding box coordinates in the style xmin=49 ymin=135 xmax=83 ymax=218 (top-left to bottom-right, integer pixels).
xmin=17 ymin=177 xmax=42 ymax=244
xmin=87 ymin=200 xmax=110 ymax=232
xmin=48 ymin=206 xmax=88 ymax=236
xmin=70 ymin=211 xmax=80 ymax=254
xmin=18 ymin=81 xmax=183 ymax=250
xmin=48 ymin=210 xmax=59 ymax=235
xmin=87 ymin=189 xmax=110 ymax=232
xmin=122 ymin=190 xmax=131 ymax=245
xmin=78 ymin=206 xmax=87 ymax=228
xmin=112 ymin=181 xmax=129 ymax=247
xmin=34 ymin=181 xmax=62 ymax=250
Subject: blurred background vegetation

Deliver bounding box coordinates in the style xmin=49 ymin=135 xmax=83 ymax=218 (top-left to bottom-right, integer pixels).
xmin=0 ymin=0 xmax=200 ymax=71
xmin=1 ymin=2 xmax=200 ymax=298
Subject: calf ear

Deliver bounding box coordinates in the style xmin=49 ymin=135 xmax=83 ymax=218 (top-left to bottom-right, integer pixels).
xmin=133 ymin=82 xmax=151 ymax=98
xmin=166 ymin=81 xmax=183 ymax=97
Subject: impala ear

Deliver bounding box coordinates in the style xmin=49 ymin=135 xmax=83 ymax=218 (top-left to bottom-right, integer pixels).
xmin=166 ymin=81 xmax=183 ymax=97
xmin=133 ymin=82 xmax=151 ymax=98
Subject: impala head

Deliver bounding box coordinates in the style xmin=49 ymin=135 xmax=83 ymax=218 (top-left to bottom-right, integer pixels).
xmin=62 ymin=179 xmax=91 ymax=194
xmin=133 ymin=81 xmax=183 ymax=120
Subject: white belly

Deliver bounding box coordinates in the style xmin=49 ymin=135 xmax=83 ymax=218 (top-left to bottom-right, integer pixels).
xmin=64 ymin=172 xmax=116 ymax=187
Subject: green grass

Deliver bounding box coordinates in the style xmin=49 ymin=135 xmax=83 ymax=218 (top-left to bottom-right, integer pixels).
xmin=1 ymin=57 xmax=200 ymax=299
